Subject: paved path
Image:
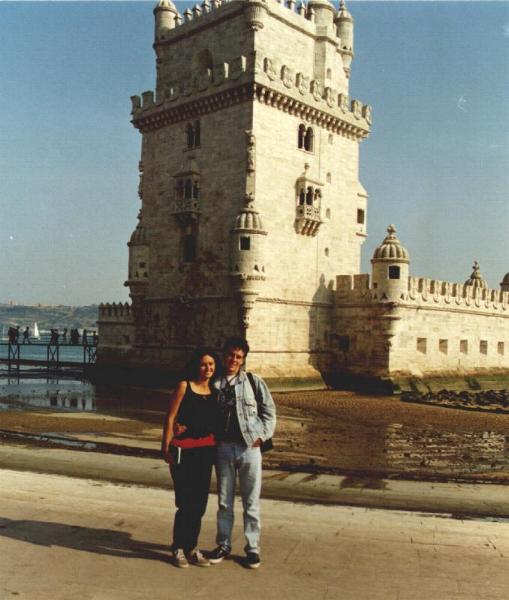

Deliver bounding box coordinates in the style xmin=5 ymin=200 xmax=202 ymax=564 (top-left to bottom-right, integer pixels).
xmin=1 ymin=468 xmax=508 ymax=600
xmin=0 ymin=444 xmax=508 ymax=518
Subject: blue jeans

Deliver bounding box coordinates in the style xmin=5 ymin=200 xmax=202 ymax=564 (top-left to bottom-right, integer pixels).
xmin=216 ymin=442 xmax=262 ymax=554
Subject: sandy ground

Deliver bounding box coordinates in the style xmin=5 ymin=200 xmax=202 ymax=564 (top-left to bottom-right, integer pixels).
xmin=1 ymin=387 xmax=509 ymax=482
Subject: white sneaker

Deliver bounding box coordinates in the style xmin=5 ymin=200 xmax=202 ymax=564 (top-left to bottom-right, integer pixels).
xmin=172 ymin=548 xmax=189 ymax=568
xmin=188 ymin=548 xmax=210 ymax=567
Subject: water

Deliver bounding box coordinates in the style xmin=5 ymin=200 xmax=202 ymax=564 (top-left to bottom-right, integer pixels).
xmin=0 ymin=343 xmax=87 ymax=364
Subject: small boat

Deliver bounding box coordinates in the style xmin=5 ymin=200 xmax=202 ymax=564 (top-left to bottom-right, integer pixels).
xmin=33 ymin=322 xmax=40 ymax=340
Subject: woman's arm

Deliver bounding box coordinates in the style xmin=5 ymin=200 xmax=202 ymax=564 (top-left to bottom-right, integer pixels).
xmin=161 ymin=381 xmax=187 ymax=463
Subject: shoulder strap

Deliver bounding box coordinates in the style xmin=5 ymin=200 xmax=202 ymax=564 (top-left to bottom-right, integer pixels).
xmin=247 ymin=372 xmax=262 ymax=416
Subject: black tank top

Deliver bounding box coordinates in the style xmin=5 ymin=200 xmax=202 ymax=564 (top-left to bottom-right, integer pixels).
xmin=175 ymin=381 xmax=218 ymax=440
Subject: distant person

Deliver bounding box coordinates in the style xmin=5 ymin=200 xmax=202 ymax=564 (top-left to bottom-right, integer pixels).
xmin=71 ymin=329 xmax=80 ymax=345
xmin=82 ymin=329 xmax=88 ymax=346
xmin=92 ymin=331 xmax=98 ymax=346
xmin=22 ymin=327 xmax=30 ymax=344
xmin=50 ymin=329 xmax=59 ymax=345
xmin=15 ymin=326 xmax=20 ymax=343
xmin=8 ymin=327 xmax=17 ymax=344
xmin=62 ymin=328 xmax=68 ymax=343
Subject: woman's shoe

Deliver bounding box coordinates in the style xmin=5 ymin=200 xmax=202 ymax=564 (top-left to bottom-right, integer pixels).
xmin=171 ymin=548 xmax=189 ymax=568
xmin=188 ymin=548 xmax=210 ymax=567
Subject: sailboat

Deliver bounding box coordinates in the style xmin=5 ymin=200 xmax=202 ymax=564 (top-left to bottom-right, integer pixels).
xmin=33 ymin=322 xmax=40 ymax=340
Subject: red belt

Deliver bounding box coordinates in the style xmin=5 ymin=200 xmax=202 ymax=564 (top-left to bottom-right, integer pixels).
xmin=171 ymin=434 xmax=216 ymax=449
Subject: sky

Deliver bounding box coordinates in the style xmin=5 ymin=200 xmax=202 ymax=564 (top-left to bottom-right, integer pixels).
xmin=0 ymin=0 xmax=508 ymax=306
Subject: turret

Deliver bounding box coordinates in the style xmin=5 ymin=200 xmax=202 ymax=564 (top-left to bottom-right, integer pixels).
xmin=126 ymin=211 xmax=150 ymax=306
xmin=153 ymin=0 xmax=178 ymax=42
xmin=230 ymin=194 xmax=267 ymax=331
xmin=371 ymin=225 xmax=410 ymax=302
xmin=335 ymin=0 xmax=354 ymax=78
xmin=308 ymin=0 xmax=335 ymax=28
xmin=464 ymin=261 xmax=488 ymax=291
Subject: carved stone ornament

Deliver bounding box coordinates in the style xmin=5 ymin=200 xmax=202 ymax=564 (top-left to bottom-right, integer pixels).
xmin=362 ymin=104 xmax=373 ymax=125
xmin=264 ymin=57 xmax=277 ymax=81
xmin=281 ymin=65 xmax=294 ymax=89
xmin=351 ymin=99 xmax=362 ymax=119
xmin=338 ymin=93 xmax=350 ymax=113
xmin=246 ymin=130 xmax=256 ymax=173
xmin=245 ymin=2 xmax=266 ymax=31
xmin=296 ymin=73 xmax=310 ymax=95
xmin=324 ymin=87 xmax=335 ymax=108
xmin=310 ymin=80 xmax=323 ymax=102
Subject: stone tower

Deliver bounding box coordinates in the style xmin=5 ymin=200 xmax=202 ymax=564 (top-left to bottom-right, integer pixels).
xmin=99 ymin=0 xmax=371 ymax=387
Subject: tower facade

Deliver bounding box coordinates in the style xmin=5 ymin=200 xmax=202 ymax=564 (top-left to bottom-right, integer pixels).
xmin=98 ymin=0 xmax=371 ymax=386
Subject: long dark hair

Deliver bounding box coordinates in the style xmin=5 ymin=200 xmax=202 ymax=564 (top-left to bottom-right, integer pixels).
xmin=183 ymin=348 xmax=221 ymax=382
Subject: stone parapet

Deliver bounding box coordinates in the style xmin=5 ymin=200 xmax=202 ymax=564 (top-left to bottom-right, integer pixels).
xmin=98 ymin=303 xmax=133 ymax=323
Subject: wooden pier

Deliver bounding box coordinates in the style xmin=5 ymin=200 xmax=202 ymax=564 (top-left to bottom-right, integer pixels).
xmin=0 ymin=342 xmax=97 ymax=373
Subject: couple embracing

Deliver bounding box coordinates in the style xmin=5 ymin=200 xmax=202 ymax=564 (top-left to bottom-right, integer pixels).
xmin=161 ymin=336 xmax=276 ymax=570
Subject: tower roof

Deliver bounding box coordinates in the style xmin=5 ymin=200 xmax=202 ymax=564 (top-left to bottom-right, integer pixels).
xmin=464 ymin=261 xmax=488 ymax=289
xmin=335 ymin=0 xmax=353 ymax=21
xmin=233 ymin=194 xmax=266 ymax=233
xmin=371 ymin=225 xmax=410 ymax=263
xmin=154 ymin=0 xmax=177 ymax=13
xmin=501 ymin=272 xmax=509 ymax=286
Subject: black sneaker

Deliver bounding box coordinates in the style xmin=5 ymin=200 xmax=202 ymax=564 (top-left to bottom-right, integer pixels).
xmin=208 ymin=546 xmax=230 ymax=564
xmin=245 ymin=552 xmax=261 ymax=569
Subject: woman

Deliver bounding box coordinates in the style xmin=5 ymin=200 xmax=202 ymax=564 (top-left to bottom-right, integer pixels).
xmin=162 ymin=349 xmax=220 ymax=568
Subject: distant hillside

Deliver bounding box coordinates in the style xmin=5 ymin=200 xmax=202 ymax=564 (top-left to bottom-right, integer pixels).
xmin=0 ymin=305 xmax=99 ymax=332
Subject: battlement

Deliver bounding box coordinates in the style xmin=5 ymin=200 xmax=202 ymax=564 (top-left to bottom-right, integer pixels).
xmin=98 ymin=303 xmax=133 ymax=322
xmin=335 ymin=273 xmax=509 ymax=314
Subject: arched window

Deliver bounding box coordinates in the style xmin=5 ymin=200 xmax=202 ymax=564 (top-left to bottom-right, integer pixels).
xmin=186 ymin=123 xmax=194 ymax=149
xmin=306 ymin=187 xmax=313 ymax=205
xmin=184 ymin=179 xmax=193 ymax=200
xmin=314 ymin=189 xmax=322 ymax=206
xmin=298 ymin=124 xmax=306 ymax=149
xmin=299 ymin=189 xmax=305 ymax=205
xmin=304 ymin=127 xmax=314 ymax=152
xmin=194 ymin=120 xmax=201 ymax=147
xmin=192 ymin=181 xmax=199 ymax=200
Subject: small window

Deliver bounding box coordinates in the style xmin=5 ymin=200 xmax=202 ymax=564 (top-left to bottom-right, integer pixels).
xmin=186 ymin=123 xmax=194 ymax=149
xmin=298 ymin=124 xmax=306 ymax=149
xmin=439 ymin=339 xmax=448 ymax=355
xmin=460 ymin=340 xmax=468 ymax=354
xmin=182 ymin=234 xmax=197 ymax=263
xmin=326 ymin=172 xmax=332 ymax=183
xmin=194 ymin=120 xmax=201 ymax=147
xmin=497 ymin=342 xmax=504 ymax=355
xmin=185 ymin=120 xmax=201 ymax=149
xmin=138 ymin=261 xmax=146 ymax=268
xmin=193 ymin=181 xmax=199 ymax=199
xmin=326 ymin=68 xmax=332 ymax=80
xmin=184 ymin=179 xmax=193 ymax=200
xmin=240 ymin=236 xmax=250 ymax=251
xmin=304 ymin=127 xmax=314 ymax=152
xmin=417 ymin=338 xmax=427 ymax=354
xmin=324 ymin=247 xmax=329 ymax=257
xmin=388 ymin=266 xmax=400 ymax=280
xmin=328 ymin=134 xmax=333 ymax=145
xmin=480 ymin=340 xmax=488 ymax=355
xmin=325 ymin=208 xmax=331 ymax=219
xmin=357 ymin=209 xmax=365 ymax=224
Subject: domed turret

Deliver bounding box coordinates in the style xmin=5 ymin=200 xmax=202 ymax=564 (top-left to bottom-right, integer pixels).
xmin=308 ymin=0 xmax=335 ymax=27
xmin=501 ymin=272 xmax=509 ymax=293
xmin=154 ymin=0 xmax=178 ymax=42
xmin=335 ymin=0 xmax=354 ymax=77
xmin=126 ymin=211 xmax=150 ymax=303
xmin=464 ymin=261 xmax=488 ymax=290
xmin=371 ymin=225 xmax=410 ymax=301
xmin=230 ymin=194 xmax=267 ymax=330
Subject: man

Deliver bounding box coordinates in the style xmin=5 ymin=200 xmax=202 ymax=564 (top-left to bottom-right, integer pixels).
xmin=208 ymin=336 xmax=276 ymax=569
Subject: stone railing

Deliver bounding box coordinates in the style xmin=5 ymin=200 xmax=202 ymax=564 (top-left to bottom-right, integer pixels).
xmin=98 ymin=303 xmax=133 ymax=322
xmin=295 ymin=204 xmax=321 ymax=236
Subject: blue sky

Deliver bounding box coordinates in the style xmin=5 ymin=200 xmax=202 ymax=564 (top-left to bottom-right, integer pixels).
xmin=0 ymin=1 xmax=508 ymax=305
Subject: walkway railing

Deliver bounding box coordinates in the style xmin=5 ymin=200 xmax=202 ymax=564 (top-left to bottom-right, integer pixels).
xmin=1 ymin=342 xmax=98 ymax=373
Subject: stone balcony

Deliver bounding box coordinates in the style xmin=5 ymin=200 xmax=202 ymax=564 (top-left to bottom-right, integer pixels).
xmin=295 ymin=204 xmax=321 ymax=236
xmin=173 ymin=197 xmax=201 ymax=225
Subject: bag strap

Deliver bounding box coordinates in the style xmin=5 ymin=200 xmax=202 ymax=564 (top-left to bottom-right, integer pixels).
xmin=246 ymin=371 xmax=262 ymax=417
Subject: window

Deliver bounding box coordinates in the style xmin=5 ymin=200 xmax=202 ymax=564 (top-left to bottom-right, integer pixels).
xmin=324 ymin=247 xmax=329 ymax=257
xmin=184 ymin=179 xmax=193 ymax=200
xmin=328 ymin=134 xmax=333 ymax=145
xmin=480 ymin=340 xmax=488 ymax=355
xmin=298 ymin=125 xmax=314 ymax=152
xmin=460 ymin=339 xmax=468 ymax=354
xmin=240 ymin=236 xmax=251 ymax=251
xmin=326 ymin=68 xmax=332 ymax=80
xmin=357 ymin=209 xmax=365 ymax=224
xmin=388 ymin=266 xmax=400 ymax=280
xmin=185 ymin=121 xmax=201 ymax=149
xmin=439 ymin=339 xmax=448 ymax=355
xmin=417 ymin=338 xmax=427 ymax=354
xmin=497 ymin=342 xmax=504 ymax=355
xmin=182 ymin=234 xmax=197 ymax=263
xmin=326 ymin=172 xmax=332 ymax=183
xmin=304 ymin=127 xmax=314 ymax=152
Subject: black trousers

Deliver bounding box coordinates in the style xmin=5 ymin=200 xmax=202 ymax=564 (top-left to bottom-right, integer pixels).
xmin=170 ymin=446 xmax=215 ymax=552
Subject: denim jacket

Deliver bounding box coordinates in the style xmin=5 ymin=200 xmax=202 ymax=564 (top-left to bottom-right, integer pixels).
xmin=214 ymin=370 xmax=276 ymax=447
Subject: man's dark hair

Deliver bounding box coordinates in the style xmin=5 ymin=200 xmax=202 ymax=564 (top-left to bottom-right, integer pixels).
xmin=184 ymin=348 xmax=220 ymax=381
xmin=223 ymin=336 xmax=250 ymax=357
